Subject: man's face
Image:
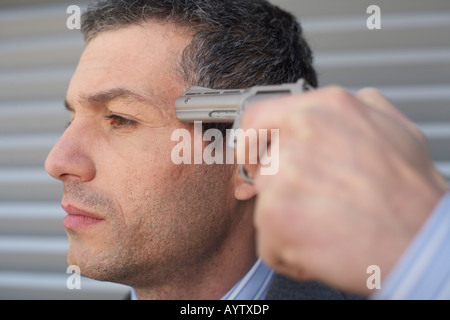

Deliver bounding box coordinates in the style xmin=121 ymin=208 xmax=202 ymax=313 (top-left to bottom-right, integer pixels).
xmin=45 ymin=23 xmax=238 ymax=287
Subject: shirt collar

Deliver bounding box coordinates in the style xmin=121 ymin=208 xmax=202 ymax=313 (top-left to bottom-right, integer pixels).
xmin=221 ymin=257 xmax=274 ymax=300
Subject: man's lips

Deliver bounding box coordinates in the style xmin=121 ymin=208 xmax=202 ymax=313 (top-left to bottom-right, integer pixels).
xmin=62 ymin=203 xmax=104 ymax=229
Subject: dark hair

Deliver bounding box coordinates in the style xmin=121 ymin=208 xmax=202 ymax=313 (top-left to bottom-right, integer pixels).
xmin=81 ymin=0 xmax=317 ymax=132
xmin=82 ymin=0 xmax=317 ymax=88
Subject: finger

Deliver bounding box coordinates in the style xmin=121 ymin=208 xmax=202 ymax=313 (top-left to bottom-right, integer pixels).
xmin=240 ymin=86 xmax=372 ymax=183
xmin=242 ymin=86 xmax=361 ymax=133
xmin=241 ymin=88 xmax=320 ymax=133
xmin=254 ymin=178 xmax=311 ymax=279
xmin=357 ymin=87 xmax=427 ymax=144
xmin=356 ymin=87 xmax=409 ymax=123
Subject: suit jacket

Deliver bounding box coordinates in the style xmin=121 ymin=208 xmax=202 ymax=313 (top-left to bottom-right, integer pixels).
xmin=265 ymin=273 xmax=364 ymax=300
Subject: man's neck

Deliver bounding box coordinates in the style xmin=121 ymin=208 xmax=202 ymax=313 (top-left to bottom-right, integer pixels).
xmin=133 ymin=253 xmax=257 ymax=300
xmin=134 ymin=199 xmax=258 ymax=299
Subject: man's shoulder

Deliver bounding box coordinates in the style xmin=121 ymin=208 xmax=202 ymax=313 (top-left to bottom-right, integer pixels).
xmin=265 ymin=273 xmax=365 ymax=300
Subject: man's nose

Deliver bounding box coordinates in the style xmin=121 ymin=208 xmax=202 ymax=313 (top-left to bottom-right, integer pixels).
xmin=45 ymin=122 xmax=96 ymax=183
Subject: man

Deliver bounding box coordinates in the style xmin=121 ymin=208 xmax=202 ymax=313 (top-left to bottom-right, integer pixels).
xmin=242 ymin=87 xmax=450 ymax=299
xmin=45 ymin=0 xmax=354 ymax=299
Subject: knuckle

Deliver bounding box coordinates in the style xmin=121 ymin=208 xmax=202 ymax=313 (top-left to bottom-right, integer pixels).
xmin=283 ymin=106 xmax=320 ymax=141
xmin=324 ymin=85 xmax=350 ymax=99
xmin=321 ymin=86 xmax=358 ymax=112
xmin=357 ymin=87 xmax=382 ymax=98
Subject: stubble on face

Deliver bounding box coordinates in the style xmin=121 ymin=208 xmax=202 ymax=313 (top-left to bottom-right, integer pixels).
xmin=64 ymin=161 xmax=237 ymax=288
xmin=57 ymin=22 xmax=247 ymax=297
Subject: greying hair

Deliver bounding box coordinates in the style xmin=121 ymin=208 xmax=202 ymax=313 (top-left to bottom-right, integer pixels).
xmin=81 ymin=0 xmax=317 ymax=90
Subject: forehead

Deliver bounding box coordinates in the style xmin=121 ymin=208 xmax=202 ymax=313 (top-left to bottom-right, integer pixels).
xmin=67 ymin=22 xmax=191 ymax=106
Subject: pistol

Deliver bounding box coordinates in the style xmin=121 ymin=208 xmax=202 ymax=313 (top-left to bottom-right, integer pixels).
xmin=175 ymin=78 xmax=312 ymax=182
xmin=175 ymin=78 xmax=311 ymax=127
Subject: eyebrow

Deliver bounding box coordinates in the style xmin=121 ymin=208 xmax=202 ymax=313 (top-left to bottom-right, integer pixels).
xmin=64 ymin=88 xmax=150 ymax=112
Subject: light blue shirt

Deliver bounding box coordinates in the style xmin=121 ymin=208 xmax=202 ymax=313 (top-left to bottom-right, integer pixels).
xmin=372 ymin=191 xmax=450 ymax=299
xmin=221 ymin=258 xmax=274 ymax=300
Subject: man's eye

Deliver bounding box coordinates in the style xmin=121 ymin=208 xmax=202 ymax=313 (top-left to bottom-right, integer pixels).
xmin=105 ymin=114 xmax=136 ymax=129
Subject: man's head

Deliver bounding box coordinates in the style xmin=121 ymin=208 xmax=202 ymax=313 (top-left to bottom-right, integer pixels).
xmin=45 ymin=0 xmax=316 ymax=299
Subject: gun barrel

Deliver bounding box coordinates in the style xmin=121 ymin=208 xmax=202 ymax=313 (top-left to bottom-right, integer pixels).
xmin=175 ymin=79 xmax=309 ymax=123
xmin=175 ymin=88 xmax=251 ymax=123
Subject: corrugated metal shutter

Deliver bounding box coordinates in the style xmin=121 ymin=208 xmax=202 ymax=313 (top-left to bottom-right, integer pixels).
xmin=0 ymin=0 xmax=449 ymax=299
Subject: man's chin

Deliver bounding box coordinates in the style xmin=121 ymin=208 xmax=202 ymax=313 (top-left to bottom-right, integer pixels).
xmin=66 ymin=239 xmax=111 ymax=281
xmin=65 ymin=240 xmax=137 ymax=285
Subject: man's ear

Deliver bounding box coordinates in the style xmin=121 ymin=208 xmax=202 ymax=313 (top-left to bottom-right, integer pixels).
xmin=234 ymin=167 xmax=257 ymax=200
